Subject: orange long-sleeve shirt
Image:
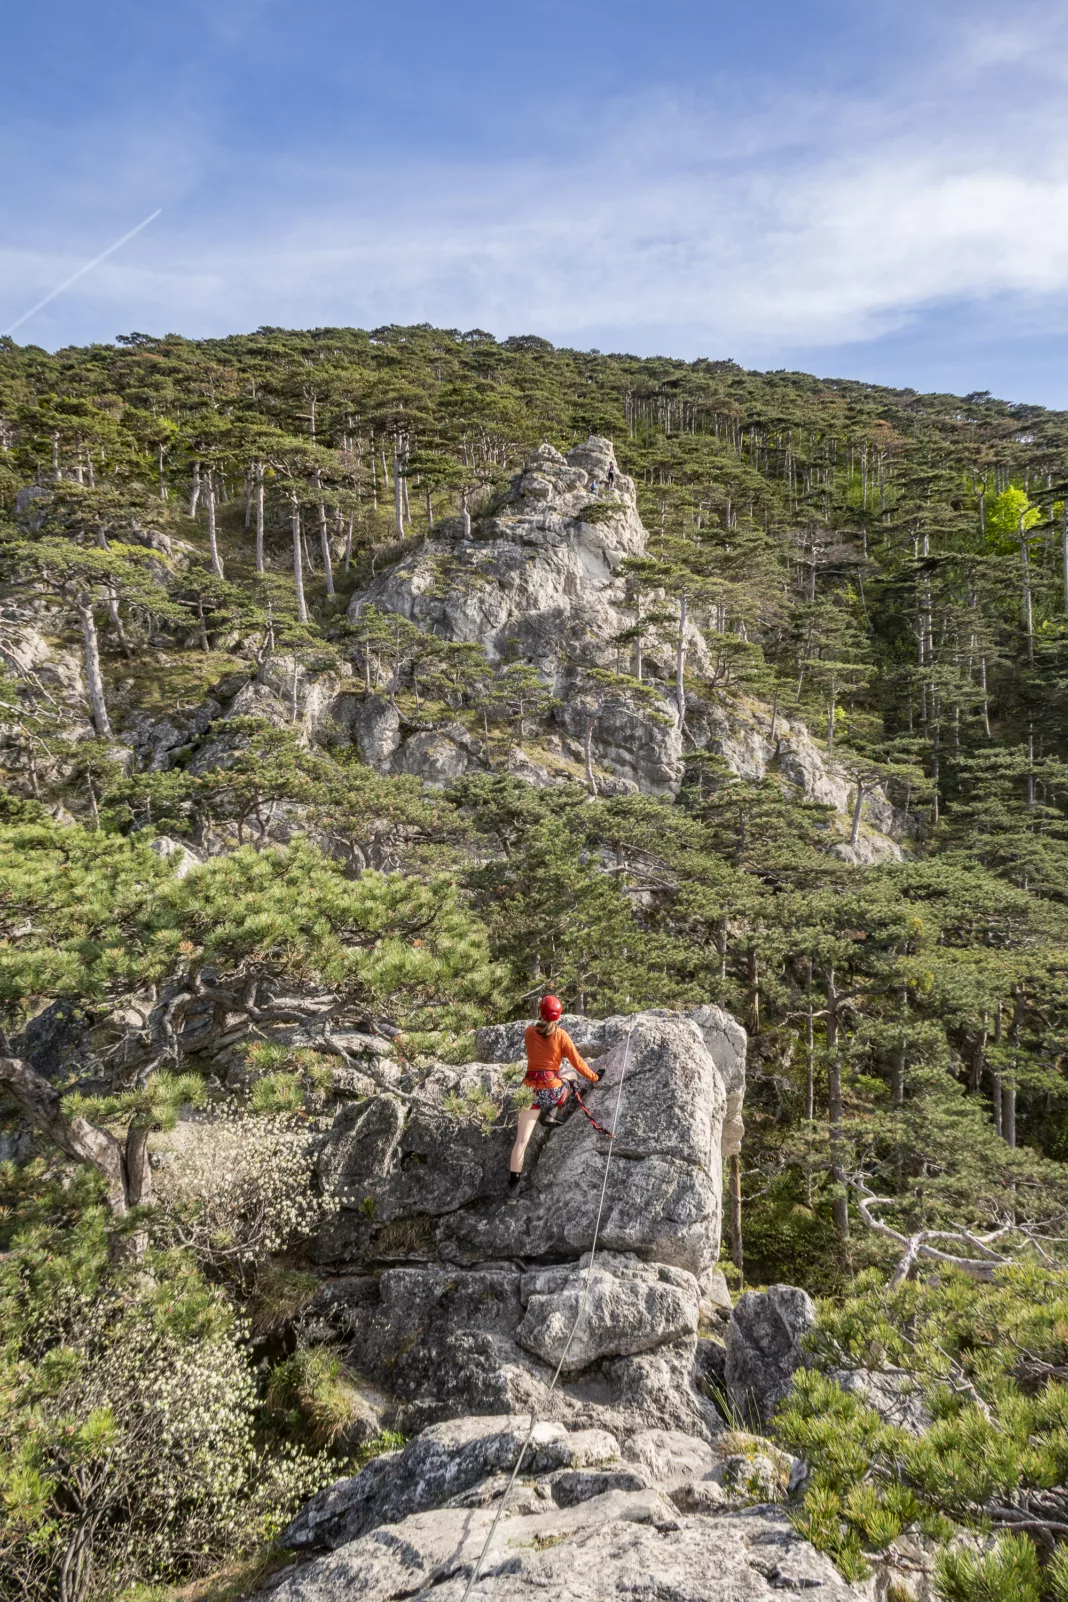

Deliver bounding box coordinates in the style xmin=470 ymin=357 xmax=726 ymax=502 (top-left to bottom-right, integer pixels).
xmin=523 ymin=1024 xmax=598 ymax=1089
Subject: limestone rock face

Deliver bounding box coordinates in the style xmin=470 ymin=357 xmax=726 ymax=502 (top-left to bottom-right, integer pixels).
xmin=476 ymin=1002 xmax=746 ymax=1165
xmin=305 ymin=1006 xmax=743 ymax=1442
xmin=726 ymin=1285 xmax=816 ymax=1427
xmin=437 ymin=1013 xmax=726 ymax=1279
xmin=283 ymin=1415 xmax=609 ymax=1551
xmin=516 ymin=1255 xmax=701 ymax=1370
xmin=266 ymin=1412 xmax=855 ymax=1602
xmin=345 ymin=437 xmax=691 ymax=796
xmin=350 ymin=438 xmax=647 ymax=677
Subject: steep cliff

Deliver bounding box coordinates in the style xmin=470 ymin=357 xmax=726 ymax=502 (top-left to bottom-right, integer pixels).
xmin=305 ymin=1005 xmax=744 ymax=1443
xmin=345 ymin=434 xmax=908 ymax=857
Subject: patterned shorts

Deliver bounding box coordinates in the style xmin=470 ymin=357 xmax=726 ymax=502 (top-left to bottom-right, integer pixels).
xmin=531 ymin=1084 xmax=569 ymax=1111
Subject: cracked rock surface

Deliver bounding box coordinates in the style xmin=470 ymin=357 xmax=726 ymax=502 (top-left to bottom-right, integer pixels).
xmin=261 ymin=1416 xmax=848 ymax=1602
xmin=306 ymin=1007 xmax=743 ymax=1440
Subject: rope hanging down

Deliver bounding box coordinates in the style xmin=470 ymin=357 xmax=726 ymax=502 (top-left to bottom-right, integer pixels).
xmin=460 ymin=1024 xmax=635 ymax=1602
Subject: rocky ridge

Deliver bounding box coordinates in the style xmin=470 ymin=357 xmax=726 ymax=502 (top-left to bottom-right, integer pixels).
xmin=1 ymin=438 xmax=909 ymax=863
xmin=258 ymin=1415 xmax=846 ymax=1602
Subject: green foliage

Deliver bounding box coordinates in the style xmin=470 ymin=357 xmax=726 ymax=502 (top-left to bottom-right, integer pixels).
xmin=263 ymin=1348 xmax=365 ymax=1450
xmin=0 ymin=1165 xmax=331 ymax=1602
xmin=776 ymin=1267 xmax=1068 ymax=1587
xmin=937 ymin=1535 xmax=1043 ymax=1602
xmin=0 ymin=818 xmax=504 ymax=1041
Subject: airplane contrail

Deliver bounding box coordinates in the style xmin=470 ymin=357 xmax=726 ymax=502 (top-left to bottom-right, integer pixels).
xmin=3 ymin=208 xmax=163 ymax=338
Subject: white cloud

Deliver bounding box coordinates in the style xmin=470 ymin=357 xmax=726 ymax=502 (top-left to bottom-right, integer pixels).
xmin=7 ymin=8 xmax=1068 ymax=355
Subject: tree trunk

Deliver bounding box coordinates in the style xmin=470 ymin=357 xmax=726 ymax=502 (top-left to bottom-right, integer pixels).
xmin=583 ymin=716 xmax=598 ymax=796
xmin=343 ymin=512 xmax=355 ymax=577
xmin=205 ymin=469 xmax=224 ymax=579
xmin=189 ymin=460 xmax=201 ymax=516
xmin=729 ymin=1154 xmax=744 ymax=1279
xmin=158 ymin=442 xmax=167 ymax=501
xmin=461 ymin=491 xmax=472 ymax=539
xmin=77 ymin=592 xmax=112 ymax=738
xmin=291 ymin=496 xmax=308 ymax=624
xmin=849 ymin=780 xmax=865 ymax=847
xmin=1020 ymin=521 xmax=1034 ymax=663
xmin=825 ymin=973 xmax=850 ymax=1248
xmin=0 ymin=1057 xmax=151 ymax=1261
xmin=675 ymin=591 xmax=687 ymax=722
xmin=315 ymin=471 xmax=335 ymax=596
xmin=746 ymin=947 xmax=760 ymax=1034
xmin=255 ymin=461 xmax=265 ymax=574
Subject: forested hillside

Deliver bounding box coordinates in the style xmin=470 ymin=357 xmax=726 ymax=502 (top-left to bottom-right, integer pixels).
xmin=2 ymin=323 xmax=1068 ymax=1601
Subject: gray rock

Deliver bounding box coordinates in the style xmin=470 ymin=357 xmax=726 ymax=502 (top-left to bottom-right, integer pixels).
xmin=829 ymin=1368 xmax=933 ymax=1435
xmin=345 ymin=695 xmax=402 ymax=767
xmin=438 ymin=1013 xmax=725 ymax=1278
xmin=15 ymin=485 xmax=48 ymax=515
xmin=621 ymin=1426 xmax=717 ymax=1485
xmin=264 ymin=1498 xmax=855 ymax=1602
xmin=147 ymin=835 xmax=201 ymax=878
xmin=392 ymin=729 xmax=470 ymax=783
xmin=16 ymin=998 xmax=88 ymax=1083
xmin=726 ymin=1285 xmax=816 ymax=1428
xmin=474 ymin=1002 xmax=746 ymax=1166
xmin=283 ymin=1414 xmax=616 ymax=1551
xmin=550 ymin=1467 xmax=649 ymax=1505
xmin=344 ymin=437 xmax=707 ymax=797
xmin=516 ymin=1254 xmax=700 ymax=1370
xmin=304 ymin=1006 xmax=743 ymax=1440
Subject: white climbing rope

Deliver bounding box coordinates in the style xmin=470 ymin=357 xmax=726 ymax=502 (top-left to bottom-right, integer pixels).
xmin=459 ymin=1023 xmax=636 ymax=1602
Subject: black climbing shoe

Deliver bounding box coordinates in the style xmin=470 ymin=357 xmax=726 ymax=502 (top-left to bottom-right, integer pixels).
xmin=508 ymin=1171 xmax=522 ymax=1190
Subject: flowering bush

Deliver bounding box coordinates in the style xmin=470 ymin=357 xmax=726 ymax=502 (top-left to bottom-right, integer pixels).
xmin=153 ymin=1111 xmax=340 ymax=1280
xmin=0 ymin=1168 xmax=333 ymax=1602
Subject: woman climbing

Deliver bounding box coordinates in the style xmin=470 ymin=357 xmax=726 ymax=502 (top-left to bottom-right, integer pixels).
xmin=508 ymin=995 xmax=599 ymax=1189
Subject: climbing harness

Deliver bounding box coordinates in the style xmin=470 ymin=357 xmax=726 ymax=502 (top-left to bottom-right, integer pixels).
xmin=460 ymin=1023 xmax=635 ymax=1602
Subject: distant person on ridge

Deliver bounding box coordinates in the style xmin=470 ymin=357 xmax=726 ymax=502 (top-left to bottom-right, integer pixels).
xmin=590 ymin=476 xmax=599 ymax=496
xmin=607 ymin=463 xmax=616 ymax=489
xmin=508 ymin=995 xmax=599 ymax=1190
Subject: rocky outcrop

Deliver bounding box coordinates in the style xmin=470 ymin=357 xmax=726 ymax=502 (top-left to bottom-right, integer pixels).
xmin=262 ymin=1413 xmax=849 ymax=1602
xmin=351 ymin=438 xmax=647 ymax=674
xmin=347 ymin=437 xmax=688 ymax=795
xmin=303 ymin=1006 xmax=745 ymax=1442
xmin=342 ymin=435 xmax=912 ymax=842
xmin=725 ymin=1285 xmax=816 ymax=1428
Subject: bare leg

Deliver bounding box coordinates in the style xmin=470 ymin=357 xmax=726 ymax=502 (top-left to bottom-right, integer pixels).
xmin=510 ymin=1107 xmax=542 ymax=1174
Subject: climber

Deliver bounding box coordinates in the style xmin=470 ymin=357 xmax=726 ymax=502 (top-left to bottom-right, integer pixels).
xmin=607 ymin=463 xmax=616 ymax=490
xmin=508 ymin=995 xmax=599 ymax=1189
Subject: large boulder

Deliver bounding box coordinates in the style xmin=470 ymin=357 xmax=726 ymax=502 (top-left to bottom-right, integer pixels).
xmin=264 ymin=1413 xmax=853 ymax=1602
xmin=305 ymin=1006 xmax=744 ymax=1441
xmin=725 ymin=1285 xmax=816 ymax=1428
xmin=437 ymin=1013 xmax=726 ymax=1277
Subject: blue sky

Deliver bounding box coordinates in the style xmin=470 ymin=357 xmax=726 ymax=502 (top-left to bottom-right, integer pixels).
xmin=6 ymin=0 xmax=1068 ymax=406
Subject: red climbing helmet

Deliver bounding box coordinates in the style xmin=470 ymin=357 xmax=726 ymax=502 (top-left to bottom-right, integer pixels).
xmin=539 ymin=994 xmax=563 ymax=1022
